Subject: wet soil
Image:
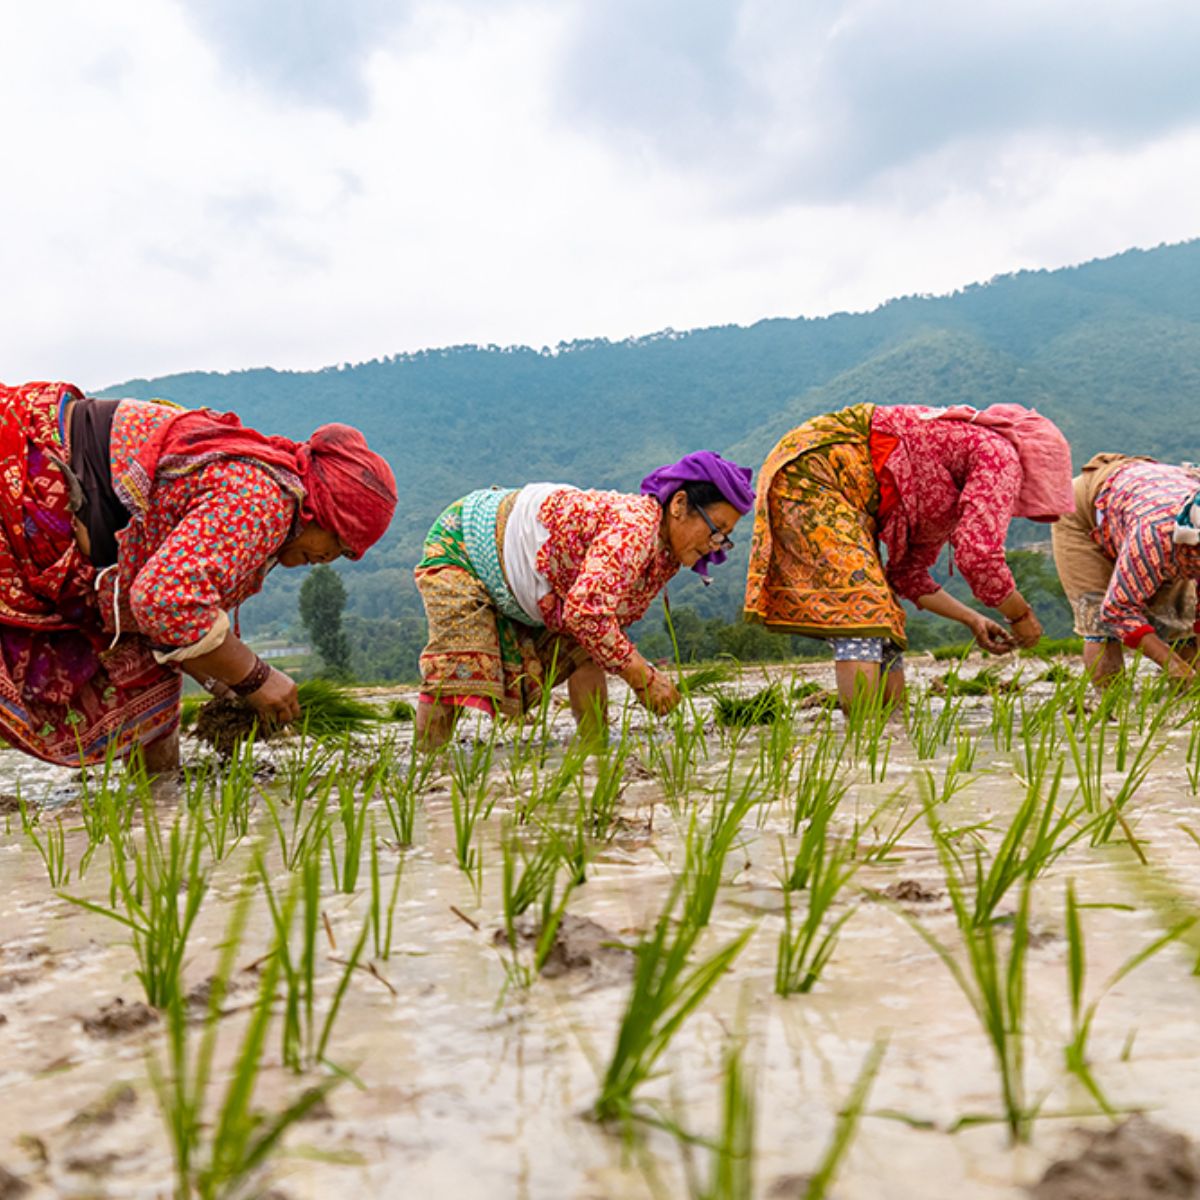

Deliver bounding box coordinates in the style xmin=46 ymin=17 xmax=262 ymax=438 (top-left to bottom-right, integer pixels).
xmin=492 ymin=913 xmax=633 ymax=983
xmin=192 ymin=697 xmax=277 ymax=755
xmin=1030 ymin=1117 xmax=1200 ymax=1199
xmin=876 ymin=879 xmax=944 ymax=903
xmin=80 ymin=997 xmax=159 ymax=1038
xmin=0 ymin=1165 xmax=29 ymax=1199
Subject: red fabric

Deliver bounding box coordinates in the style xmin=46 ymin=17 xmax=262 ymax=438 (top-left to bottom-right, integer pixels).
xmin=0 ymin=382 xmax=180 ymax=765
xmin=418 ymin=690 xmax=496 ymax=718
xmin=916 ymin=404 xmax=1075 ymax=518
xmin=131 ymin=409 xmax=397 ymax=558
xmin=1123 ymin=624 xmax=1155 ymax=649
xmin=868 ymin=428 xmax=901 ymax=522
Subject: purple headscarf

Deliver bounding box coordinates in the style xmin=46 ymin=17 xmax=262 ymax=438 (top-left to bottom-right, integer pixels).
xmin=640 ymin=450 xmax=756 ymax=577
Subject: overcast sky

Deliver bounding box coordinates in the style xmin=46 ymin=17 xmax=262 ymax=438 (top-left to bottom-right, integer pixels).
xmin=3 ymin=0 xmax=1198 ymax=389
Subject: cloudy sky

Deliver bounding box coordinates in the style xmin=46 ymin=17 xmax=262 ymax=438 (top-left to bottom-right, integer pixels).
xmin=3 ymin=0 xmax=1198 ymax=389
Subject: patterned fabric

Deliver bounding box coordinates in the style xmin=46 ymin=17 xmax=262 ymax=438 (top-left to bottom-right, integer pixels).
xmin=535 ymin=489 xmax=679 ymax=672
xmin=744 ymin=405 xmax=908 ymax=644
xmin=414 ymin=498 xmax=589 ymax=717
xmin=1089 ymin=461 xmax=1200 ymax=646
xmin=100 ymin=401 xmax=299 ymax=653
xmin=829 ymin=637 xmax=904 ymax=673
xmin=0 ymin=383 xmax=180 ymax=765
xmin=460 ymin=487 xmax=528 ymax=623
xmin=870 ymin=405 xmax=1023 ymax=607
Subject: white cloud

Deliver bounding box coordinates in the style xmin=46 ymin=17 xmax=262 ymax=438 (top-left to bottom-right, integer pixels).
xmin=0 ymin=0 xmax=1197 ymax=390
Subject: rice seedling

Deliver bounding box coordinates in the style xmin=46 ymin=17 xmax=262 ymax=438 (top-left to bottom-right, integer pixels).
xmin=593 ymin=883 xmax=752 ymax=1124
xmin=387 ymin=698 xmax=416 ymax=721
xmin=904 ymin=688 xmax=964 ymax=761
xmin=326 ymin=770 xmax=372 ymax=894
xmin=448 ymin=734 xmax=497 ymax=893
xmin=843 ymin=679 xmax=893 ymax=782
xmin=922 ymin=731 xmax=978 ymax=807
xmin=803 ymin=1037 xmax=887 ymax=1200
xmin=576 ymin=733 xmax=632 ymax=840
xmin=369 ymin=817 xmax=405 ymax=961
xmin=679 ymin=662 xmax=737 ymax=696
xmin=260 ymin=771 xmax=335 ymax=871
xmin=696 ymin=1041 xmax=755 ymax=1200
xmin=926 ymin=761 xmax=1090 ymax=929
xmin=775 ymin=830 xmax=859 ymax=995
xmin=755 ymin=710 xmax=799 ymax=806
xmin=62 ymin=793 xmax=208 ymax=1011
xmin=518 ymin=736 xmax=591 ymax=825
xmin=179 ymin=692 xmax=206 ymax=730
xmin=681 ymin=762 xmax=760 ymax=929
xmin=376 ymin=746 xmax=435 ymax=847
xmin=1062 ymin=879 xmax=1195 ymax=1115
xmin=642 ymin=707 xmax=709 ymax=810
xmin=850 ymin=789 xmax=921 ymax=866
xmin=149 ymin=883 xmax=341 ymax=1198
xmin=789 ymin=720 xmax=848 ymax=834
xmin=930 ymin=641 xmax=976 ymax=661
xmin=201 ymin=736 xmax=257 ymax=862
xmin=19 ymin=793 xmax=71 ymax=887
xmin=1186 ymin=720 xmax=1200 ymax=795
xmin=898 ymin=871 xmax=1036 ymax=1142
xmin=1087 ymin=699 xmax=1169 ymax=847
xmin=1019 ymin=635 xmax=1084 ymax=659
xmin=713 ymin=685 xmax=785 ymax=728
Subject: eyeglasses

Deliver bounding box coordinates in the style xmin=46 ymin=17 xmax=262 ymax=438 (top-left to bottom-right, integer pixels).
xmin=695 ymin=505 xmax=734 ymax=551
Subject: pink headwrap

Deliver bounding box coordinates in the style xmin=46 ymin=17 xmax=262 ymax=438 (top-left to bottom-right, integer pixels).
xmin=920 ymin=404 xmax=1075 ymax=519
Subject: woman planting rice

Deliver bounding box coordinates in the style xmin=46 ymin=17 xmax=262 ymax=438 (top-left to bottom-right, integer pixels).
xmin=744 ymin=403 xmax=1075 ymax=708
xmin=0 ymin=380 xmax=396 ymax=768
xmin=413 ymin=453 xmax=755 ymax=748
xmin=1052 ymin=454 xmax=1200 ymax=685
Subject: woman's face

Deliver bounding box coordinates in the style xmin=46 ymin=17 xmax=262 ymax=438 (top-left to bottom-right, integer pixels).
xmin=663 ymin=493 xmax=743 ymax=567
xmin=278 ymin=521 xmax=348 ymax=567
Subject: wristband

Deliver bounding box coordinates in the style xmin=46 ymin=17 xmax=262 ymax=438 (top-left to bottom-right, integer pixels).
xmin=1006 ymin=607 xmax=1033 ymax=626
xmin=231 ymin=656 xmax=271 ymax=698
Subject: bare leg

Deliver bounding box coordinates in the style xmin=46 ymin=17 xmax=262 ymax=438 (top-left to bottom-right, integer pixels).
xmin=834 ymin=660 xmax=882 ymax=711
xmin=1083 ymin=640 xmax=1123 ymax=688
xmin=883 ymin=664 xmax=907 ymax=707
xmin=140 ymin=726 xmax=180 ymax=774
xmin=416 ymin=699 xmax=461 ymax=751
xmin=568 ymin=661 xmax=608 ymax=744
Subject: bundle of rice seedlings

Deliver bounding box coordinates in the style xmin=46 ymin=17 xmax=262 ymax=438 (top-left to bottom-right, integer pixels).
xmin=678 ymin=663 xmax=736 ymax=695
xmin=1038 ymin=663 xmax=1074 ymax=684
xmin=179 ymin=694 xmax=206 ymax=730
xmin=929 ymin=665 xmax=1018 ymax=697
xmin=190 ymin=679 xmax=383 ymax=753
xmin=387 ymin=698 xmax=416 ymax=722
xmin=295 ymin=678 xmax=385 ymax=738
xmin=713 ymin=685 xmax=784 ymax=727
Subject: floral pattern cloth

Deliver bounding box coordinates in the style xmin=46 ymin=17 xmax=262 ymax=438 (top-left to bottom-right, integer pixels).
xmin=99 ymin=401 xmax=299 ymax=654
xmin=1093 ymin=461 xmax=1200 ymax=645
xmin=535 ymin=489 xmax=679 ymax=672
xmin=870 ymin=406 xmax=1023 ymax=608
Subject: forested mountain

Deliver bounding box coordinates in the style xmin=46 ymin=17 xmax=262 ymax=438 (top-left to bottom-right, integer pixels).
xmin=97 ymin=239 xmax=1200 ymax=673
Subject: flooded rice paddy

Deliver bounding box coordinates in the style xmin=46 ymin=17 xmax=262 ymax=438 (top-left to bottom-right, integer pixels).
xmin=3 ymin=656 xmax=1200 ymax=1199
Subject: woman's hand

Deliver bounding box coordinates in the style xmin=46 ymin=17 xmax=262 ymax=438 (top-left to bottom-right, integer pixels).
xmin=639 ymin=668 xmax=681 ymax=715
xmin=1008 ymin=610 xmax=1043 ymax=649
xmin=244 ymin=666 xmax=301 ymax=724
xmin=970 ymin=614 xmax=1015 ymax=655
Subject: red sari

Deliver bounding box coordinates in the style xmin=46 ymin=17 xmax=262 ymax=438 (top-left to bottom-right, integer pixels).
xmin=0 ymin=382 xmax=179 ymax=765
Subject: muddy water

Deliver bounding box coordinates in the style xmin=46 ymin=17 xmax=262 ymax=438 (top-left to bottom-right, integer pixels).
xmin=3 ymin=660 xmax=1200 ymax=1198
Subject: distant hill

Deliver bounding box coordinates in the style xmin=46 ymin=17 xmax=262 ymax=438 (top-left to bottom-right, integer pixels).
xmin=97 ymin=238 xmax=1200 ymax=644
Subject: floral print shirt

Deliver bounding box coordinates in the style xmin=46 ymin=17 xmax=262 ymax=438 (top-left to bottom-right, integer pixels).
xmin=97 ymin=400 xmax=298 ymax=652
xmin=1094 ymin=461 xmax=1200 ymax=645
xmin=536 ymin=489 xmax=679 ymax=671
xmin=870 ymin=407 xmax=1023 ymax=608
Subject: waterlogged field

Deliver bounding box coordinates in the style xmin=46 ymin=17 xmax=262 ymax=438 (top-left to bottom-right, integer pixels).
xmin=3 ymin=657 xmax=1200 ymax=1199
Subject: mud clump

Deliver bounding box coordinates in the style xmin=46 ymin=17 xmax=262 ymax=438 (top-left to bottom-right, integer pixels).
xmin=0 ymin=1166 xmax=29 ymax=1199
xmin=493 ymin=914 xmax=632 ymax=983
xmin=0 ymin=793 xmax=21 ymax=816
xmin=192 ymin=698 xmax=278 ymax=756
xmin=81 ymin=998 xmax=159 ymax=1039
xmin=66 ymin=1083 xmax=138 ymax=1130
xmin=1030 ymin=1117 xmax=1200 ymax=1199
xmin=879 ymin=880 xmax=943 ymax=904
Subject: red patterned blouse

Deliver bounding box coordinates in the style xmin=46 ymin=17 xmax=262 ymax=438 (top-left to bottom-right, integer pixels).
xmin=870 ymin=406 xmax=1022 ymax=608
xmin=97 ymin=401 xmax=299 ymax=655
xmin=535 ymin=490 xmax=679 ymax=672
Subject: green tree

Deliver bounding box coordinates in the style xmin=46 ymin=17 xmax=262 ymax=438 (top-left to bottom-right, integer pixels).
xmin=299 ymin=566 xmax=352 ymax=679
